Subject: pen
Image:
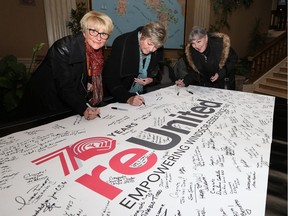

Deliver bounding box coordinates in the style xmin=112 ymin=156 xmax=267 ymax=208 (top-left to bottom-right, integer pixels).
xmin=175 ymin=84 xmax=180 ymax=95
xmin=86 ymin=103 xmax=101 ymax=118
xmin=111 ymin=107 xmax=128 ymax=111
xmin=187 ymin=90 xmax=193 ymax=94
xmin=136 ymin=92 xmax=146 ymax=106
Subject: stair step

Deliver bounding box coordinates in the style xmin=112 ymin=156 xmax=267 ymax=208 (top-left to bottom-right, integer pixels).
xmin=251 ymin=58 xmax=288 ymax=99
xmin=269 ymin=168 xmax=287 ymax=181
xmin=279 ymin=67 xmax=287 ymax=73
xmin=254 ymin=87 xmax=287 ymax=99
xmin=265 ymin=194 xmax=287 ymax=216
xmin=259 ymin=82 xmax=287 ymax=93
xmin=266 ymin=77 xmax=288 ymax=86
xmin=273 ymin=71 xmax=287 ymax=79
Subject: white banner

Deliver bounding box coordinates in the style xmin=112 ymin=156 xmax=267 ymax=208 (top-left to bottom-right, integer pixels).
xmin=0 ymin=86 xmax=275 ymax=216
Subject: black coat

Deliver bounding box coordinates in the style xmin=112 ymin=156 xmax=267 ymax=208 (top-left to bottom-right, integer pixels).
xmin=20 ymin=33 xmax=91 ymax=117
xmin=184 ymin=33 xmax=238 ymax=89
xmin=103 ymin=27 xmax=164 ymax=103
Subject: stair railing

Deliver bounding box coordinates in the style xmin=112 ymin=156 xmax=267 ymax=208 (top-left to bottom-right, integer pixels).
xmin=247 ymin=31 xmax=287 ymax=83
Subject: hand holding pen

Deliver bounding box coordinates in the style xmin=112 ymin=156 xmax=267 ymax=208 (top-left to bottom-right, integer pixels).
xmin=136 ymin=92 xmax=146 ymax=106
xmin=175 ymin=79 xmax=185 ymax=87
xmin=84 ymin=103 xmax=101 ymax=120
xmin=127 ymin=92 xmax=145 ymax=106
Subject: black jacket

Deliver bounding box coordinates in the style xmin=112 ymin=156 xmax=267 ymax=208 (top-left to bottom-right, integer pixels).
xmin=103 ymin=27 xmax=164 ymax=103
xmin=184 ymin=33 xmax=238 ymax=89
xmin=20 ymin=33 xmax=91 ymax=117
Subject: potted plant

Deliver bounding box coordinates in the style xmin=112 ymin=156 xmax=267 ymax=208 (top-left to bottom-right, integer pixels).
xmin=234 ymin=57 xmax=251 ymax=91
xmin=210 ymin=0 xmax=254 ymax=31
xmin=0 ymin=43 xmax=45 ymax=116
xmin=67 ymin=2 xmax=87 ymax=35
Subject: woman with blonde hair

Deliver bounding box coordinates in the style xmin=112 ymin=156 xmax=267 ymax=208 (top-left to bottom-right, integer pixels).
xmin=103 ymin=21 xmax=167 ymax=106
xmin=21 ymin=11 xmax=113 ymax=120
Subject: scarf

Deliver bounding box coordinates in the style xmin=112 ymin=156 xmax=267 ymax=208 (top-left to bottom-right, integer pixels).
xmin=85 ymin=40 xmax=104 ymax=106
xmin=129 ymin=32 xmax=151 ymax=93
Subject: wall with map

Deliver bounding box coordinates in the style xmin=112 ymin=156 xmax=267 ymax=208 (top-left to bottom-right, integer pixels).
xmin=91 ymin=0 xmax=186 ymax=49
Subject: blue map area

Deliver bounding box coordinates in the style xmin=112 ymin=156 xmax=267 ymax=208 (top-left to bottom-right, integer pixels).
xmin=91 ymin=0 xmax=185 ymax=49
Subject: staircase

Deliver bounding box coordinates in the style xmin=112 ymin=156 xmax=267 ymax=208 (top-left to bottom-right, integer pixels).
xmin=252 ymin=58 xmax=287 ymax=99
xmin=237 ymin=29 xmax=287 ymax=215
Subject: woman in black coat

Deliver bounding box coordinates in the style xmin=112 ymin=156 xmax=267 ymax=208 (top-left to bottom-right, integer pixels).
xmin=176 ymin=26 xmax=238 ymax=90
xmin=20 ymin=11 xmax=113 ymax=120
xmin=103 ymin=21 xmax=167 ymax=106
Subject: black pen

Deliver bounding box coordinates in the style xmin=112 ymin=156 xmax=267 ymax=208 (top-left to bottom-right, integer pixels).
xmin=175 ymin=84 xmax=180 ymax=95
xmin=86 ymin=103 xmax=101 ymax=118
xmin=136 ymin=92 xmax=146 ymax=106
xmin=111 ymin=107 xmax=128 ymax=111
xmin=187 ymin=90 xmax=193 ymax=94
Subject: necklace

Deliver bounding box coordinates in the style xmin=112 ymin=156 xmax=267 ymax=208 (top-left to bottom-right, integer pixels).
xmin=201 ymin=54 xmax=207 ymax=63
xmin=201 ymin=42 xmax=209 ymax=63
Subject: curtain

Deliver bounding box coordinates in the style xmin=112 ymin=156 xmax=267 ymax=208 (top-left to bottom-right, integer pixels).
xmin=43 ymin=0 xmax=76 ymax=47
xmin=193 ymin=0 xmax=210 ymax=29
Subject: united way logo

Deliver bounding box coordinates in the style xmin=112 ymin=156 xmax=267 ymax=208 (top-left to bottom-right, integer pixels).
xmin=32 ymin=137 xmax=116 ymax=176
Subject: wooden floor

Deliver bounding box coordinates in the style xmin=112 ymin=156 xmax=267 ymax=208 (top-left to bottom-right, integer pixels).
xmin=265 ymin=97 xmax=287 ymax=216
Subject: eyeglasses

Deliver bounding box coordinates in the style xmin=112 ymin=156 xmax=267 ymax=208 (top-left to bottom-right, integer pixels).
xmin=88 ymin=29 xmax=110 ymax=40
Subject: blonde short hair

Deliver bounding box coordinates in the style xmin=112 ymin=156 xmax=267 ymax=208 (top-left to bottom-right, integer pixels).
xmin=80 ymin=11 xmax=114 ymax=34
xmin=141 ymin=21 xmax=167 ymax=48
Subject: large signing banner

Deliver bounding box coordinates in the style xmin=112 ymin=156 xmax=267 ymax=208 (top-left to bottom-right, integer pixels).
xmin=0 ymin=86 xmax=275 ymax=216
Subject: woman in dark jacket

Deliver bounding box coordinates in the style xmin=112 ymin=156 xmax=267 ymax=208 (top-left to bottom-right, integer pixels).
xmin=176 ymin=26 xmax=238 ymax=90
xmin=103 ymin=21 xmax=167 ymax=106
xmin=20 ymin=11 xmax=113 ymax=120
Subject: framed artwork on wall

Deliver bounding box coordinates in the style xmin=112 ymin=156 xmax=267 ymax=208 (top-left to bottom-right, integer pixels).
xmin=89 ymin=0 xmax=187 ymax=49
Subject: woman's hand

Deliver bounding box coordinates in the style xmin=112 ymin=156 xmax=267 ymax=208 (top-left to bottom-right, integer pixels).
xmin=83 ymin=107 xmax=101 ymax=120
xmin=210 ymin=73 xmax=219 ymax=82
xmin=175 ymin=79 xmax=185 ymax=87
xmin=87 ymin=83 xmax=93 ymax=92
xmin=127 ymin=95 xmax=145 ymax=106
xmin=134 ymin=78 xmax=153 ymax=86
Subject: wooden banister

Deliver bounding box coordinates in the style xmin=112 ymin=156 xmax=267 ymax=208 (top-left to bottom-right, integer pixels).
xmin=247 ymin=31 xmax=287 ymax=83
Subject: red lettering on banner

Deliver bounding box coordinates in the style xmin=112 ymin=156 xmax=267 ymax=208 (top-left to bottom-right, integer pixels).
xmin=32 ymin=146 xmax=78 ymax=176
xmin=32 ymin=137 xmax=116 ymax=176
xmin=110 ymin=148 xmax=157 ymax=175
xmin=75 ymin=165 xmax=122 ymax=200
xmin=75 ymin=148 xmax=157 ymax=200
xmin=71 ymin=137 xmax=116 ymax=161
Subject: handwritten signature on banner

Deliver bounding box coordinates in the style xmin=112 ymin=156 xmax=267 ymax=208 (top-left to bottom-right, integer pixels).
xmin=0 ymin=86 xmax=274 ymax=215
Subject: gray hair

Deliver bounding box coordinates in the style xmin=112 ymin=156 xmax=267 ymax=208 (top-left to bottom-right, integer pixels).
xmin=141 ymin=21 xmax=167 ymax=48
xmin=188 ymin=26 xmax=207 ymax=43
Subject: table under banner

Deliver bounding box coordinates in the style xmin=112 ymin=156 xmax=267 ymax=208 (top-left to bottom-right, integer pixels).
xmin=0 ymin=85 xmax=275 ymax=216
